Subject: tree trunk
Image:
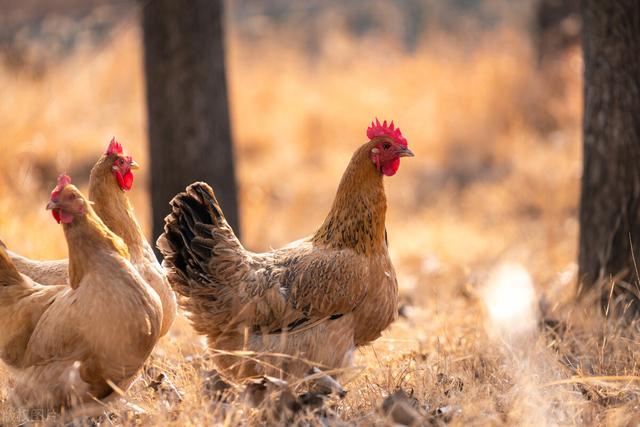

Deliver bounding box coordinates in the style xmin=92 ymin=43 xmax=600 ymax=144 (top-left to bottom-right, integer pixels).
xmin=142 ymin=0 xmax=239 ymax=249
xmin=578 ymin=1 xmax=640 ymax=309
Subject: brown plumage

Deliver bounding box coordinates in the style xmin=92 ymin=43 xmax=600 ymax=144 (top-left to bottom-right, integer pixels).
xmin=6 ymin=141 xmax=177 ymax=337
xmin=4 ymin=256 xmax=68 ymax=286
xmin=0 ymin=181 xmax=162 ymax=409
xmin=158 ymin=125 xmax=413 ymax=379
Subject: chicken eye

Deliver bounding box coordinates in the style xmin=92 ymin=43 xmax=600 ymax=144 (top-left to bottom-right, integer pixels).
xmin=383 ymin=143 xmax=391 ymax=150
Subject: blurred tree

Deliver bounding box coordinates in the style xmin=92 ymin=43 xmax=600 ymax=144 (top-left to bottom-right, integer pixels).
xmin=579 ymin=1 xmax=640 ymax=311
xmin=142 ymin=0 xmax=239 ymax=248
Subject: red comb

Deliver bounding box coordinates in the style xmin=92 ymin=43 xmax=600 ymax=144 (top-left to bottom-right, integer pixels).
xmin=106 ymin=137 xmax=123 ymax=155
xmin=51 ymin=174 xmax=71 ymax=201
xmin=366 ymin=118 xmax=407 ymax=147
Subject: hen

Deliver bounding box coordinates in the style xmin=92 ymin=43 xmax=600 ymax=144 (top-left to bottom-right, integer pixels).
xmin=158 ymin=119 xmax=413 ymax=378
xmin=6 ymin=139 xmax=176 ymax=336
xmin=0 ymin=175 xmax=162 ymax=409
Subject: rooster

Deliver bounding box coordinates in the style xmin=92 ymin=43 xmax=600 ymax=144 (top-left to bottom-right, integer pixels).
xmin=7 ymin=139 xmax=177 ymax=336
xmin=0 ymin=175 xmax=162 ymax=410
xmin=158 ymin=119 xmax=413 ymax=379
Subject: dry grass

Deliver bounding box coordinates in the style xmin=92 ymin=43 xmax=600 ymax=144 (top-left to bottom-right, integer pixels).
xmin=1 ymin=13 xmax=639 ymax=427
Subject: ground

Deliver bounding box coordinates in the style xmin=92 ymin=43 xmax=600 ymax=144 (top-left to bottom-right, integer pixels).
xmin=1 ymin=14 xmax=639 ymax=427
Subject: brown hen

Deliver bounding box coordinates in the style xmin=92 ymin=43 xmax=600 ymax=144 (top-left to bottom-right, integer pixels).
xmin=0 ymin=175 xmax=162 ymax=410
xmin=158 ymin=120 xmax=413 ymax=379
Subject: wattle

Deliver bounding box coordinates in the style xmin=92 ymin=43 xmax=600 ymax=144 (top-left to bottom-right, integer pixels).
xmin=122 ymin=170 xmax=134 ymax=190
xmin=381 ymin=157 xmax=400 ymax=176
xmin=115 ymin=170 xmax=134 ymax=191
xmin=52 ymin=209 xmax=61 ymax=224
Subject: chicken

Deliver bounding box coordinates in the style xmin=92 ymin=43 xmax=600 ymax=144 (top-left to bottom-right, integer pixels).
xmin=6 ymin=139 xmax=177 ymax=337
xmin=158 ymin=119 xmax=413 ymax=379
xmin=0 ymin=175 xmax=162 ymax=410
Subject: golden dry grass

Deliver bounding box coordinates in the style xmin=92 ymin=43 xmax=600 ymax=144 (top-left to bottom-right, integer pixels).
xmin=1 ymin=16 xmax=639 ymax=427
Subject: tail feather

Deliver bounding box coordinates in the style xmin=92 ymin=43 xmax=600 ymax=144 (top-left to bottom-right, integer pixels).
xmin=158 ymin=182 xmax=243 ymax=301
xmin=190 ymin=236 xmax=216 ymax=261
xmin=0 ymin=246 xmax=24 ymax=288
xmin=158 ymin=182 xmax=248 ymax=338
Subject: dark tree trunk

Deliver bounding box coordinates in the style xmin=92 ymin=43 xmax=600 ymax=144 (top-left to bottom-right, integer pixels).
xmin=578 ymin=1 xmax=640 ymax=309
xmin=142 ymin=0 xmax=239 ymax=249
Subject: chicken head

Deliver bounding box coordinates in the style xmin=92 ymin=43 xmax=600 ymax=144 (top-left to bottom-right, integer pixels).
xmin=105 ymin=138 xmax=139 ymax=191
xmin=368 ymin=119 xmax=414 ymax=176
xmin=46 ymin=174 xmax=87 ymax=224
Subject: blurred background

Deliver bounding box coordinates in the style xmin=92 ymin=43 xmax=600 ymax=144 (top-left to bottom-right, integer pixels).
xmin=0 ymin=0 xmax=582 ymax=299
xmin=6 ymin=1 xmax=622 ymax=424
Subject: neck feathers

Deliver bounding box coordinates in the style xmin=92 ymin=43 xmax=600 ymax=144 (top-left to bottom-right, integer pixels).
xmin=64 ymin=205 xmax=130 ymax=288
xmin=313 ymin=142 xmax=387 ymax=254
xmin=89 ymin=158 xmax=147 ymax=259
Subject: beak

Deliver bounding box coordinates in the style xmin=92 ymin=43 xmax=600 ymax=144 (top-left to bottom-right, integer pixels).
xmin=46 ymin=200 xmax=59 ymax=210
xmin=129 ymin=159 xmax=140 ymax=170
xmin=398 ymin=146 xmax=414 ymax=158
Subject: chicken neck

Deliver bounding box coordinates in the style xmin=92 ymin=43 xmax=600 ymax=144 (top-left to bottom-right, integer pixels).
xmin=63 ymin=207 xmax=129 ymax=289
xmin=88 ymin=159 xmax=153 ymax=264
xmin=313 ymin=141 xmax=387 ymax=255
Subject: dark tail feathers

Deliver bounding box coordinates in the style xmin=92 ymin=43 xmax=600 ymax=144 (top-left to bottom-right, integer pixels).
xmin=157 ymin=182 xmax=239 ymax=297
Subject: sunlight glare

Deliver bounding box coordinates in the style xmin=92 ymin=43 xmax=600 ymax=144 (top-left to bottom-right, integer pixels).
xmin=482 ymin=263 xmax=538 ymax=337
